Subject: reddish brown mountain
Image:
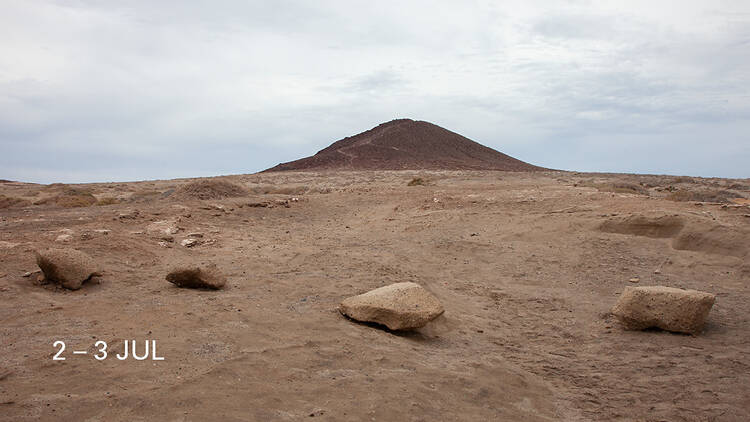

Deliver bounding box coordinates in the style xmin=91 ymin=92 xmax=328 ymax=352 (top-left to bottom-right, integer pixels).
xmin=263 ymin=119 xmax=543 ymax=172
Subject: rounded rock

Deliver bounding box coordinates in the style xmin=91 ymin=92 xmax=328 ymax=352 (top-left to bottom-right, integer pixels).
xmin=35 ymin=248 xmax=100 ymax=290
xmin=339 ymin=282 xmax=444 ymax=330
xmin=611 ymin=286 xmax=715 ymax=335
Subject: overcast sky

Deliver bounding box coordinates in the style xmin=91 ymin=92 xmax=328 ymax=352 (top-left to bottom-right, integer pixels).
xmin=1 ymin=1 xmax=748 ymax=183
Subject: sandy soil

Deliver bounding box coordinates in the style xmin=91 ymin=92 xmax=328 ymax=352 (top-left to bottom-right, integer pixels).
xmin=1 ymin=170 xmax=749 ymax=421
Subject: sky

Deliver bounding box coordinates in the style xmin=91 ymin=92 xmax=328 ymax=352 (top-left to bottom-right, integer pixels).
xmin=1 ymin=0 xmax=749 ymax=183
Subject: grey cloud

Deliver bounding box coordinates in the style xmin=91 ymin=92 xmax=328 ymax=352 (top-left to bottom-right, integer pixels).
xmin=0 ymin=1 xmax=748 ymax=182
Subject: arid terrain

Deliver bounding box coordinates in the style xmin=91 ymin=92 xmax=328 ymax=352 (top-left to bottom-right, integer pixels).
xmin=1 ymin=169 xmax=749 ymax=421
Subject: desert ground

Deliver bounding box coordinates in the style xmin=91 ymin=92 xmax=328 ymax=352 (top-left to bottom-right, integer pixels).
xmin=1 ymin=170 xmax=749 ymax=421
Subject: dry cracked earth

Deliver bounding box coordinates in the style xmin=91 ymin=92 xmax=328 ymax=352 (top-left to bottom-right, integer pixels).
xmin=1 ymin=170 xmax=749 ymax=421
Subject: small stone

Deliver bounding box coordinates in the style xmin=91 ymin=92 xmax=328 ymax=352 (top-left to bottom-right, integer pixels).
xmin=186 ymin=233 xmax=204 ymax=238
xmin=55 ymin=234 xmax=73 ymax=243
xmin=629 ymin=277 xmax=640 ymax=283
xmin=146 ymin=220 xmax=180 ymax=236
xmin=308 ymin=409 xmax=324 ymax=417
xmin=118 ymin=210 xmax=140 ymax=220
xmin=339 ymin=282 xmax=444 ymax=330
xmin=94 ymin=229 xmax=111 ymax=235
xmin=181 ymin=238 xmax=199 ymax=248
xmin=654 ymin=269 xmax=661 ymax=274
xmin=35 ymin=248 xmax=101 ymax=290
xmin=166 ymin=263 xmax=226 ymax=289
xmin=611 ymin=286 xmax=715 ymax=335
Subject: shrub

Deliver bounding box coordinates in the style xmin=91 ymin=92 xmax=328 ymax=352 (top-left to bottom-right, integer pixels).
xmin=35 ymin=188 xmax=97 ymax=208
xmin=666 ymin=189 xmax=743 ymax=203
xmin=96 ymin=197 xmax=121 ymax=206
xmin=0 ymin=194 xmax=31 ymax=209
xmin=174 ymin=179 xmax=247 ymax=200
xmin=407 ymin=177 xmax=426 ymax=186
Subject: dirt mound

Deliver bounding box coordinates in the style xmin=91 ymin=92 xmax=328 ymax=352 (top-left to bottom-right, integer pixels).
xmin=174 ymin=179 xmax=247 ymax=200
xmin=599 ymin=214 xmax=685 ymax=238
xmin=264 ymin=119 xmax=543 ymax=172
xmin=600 ymin=214 xmax=749 ymax=258
xmin=671 ymin=224 xmax=749 ymax=258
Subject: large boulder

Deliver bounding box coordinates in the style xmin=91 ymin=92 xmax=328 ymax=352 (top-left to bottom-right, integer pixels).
xmin=166 ymin=263 xmax=226 ymax=289
xmin=611 ymin=286 xmax=715 ymax=335
xmin=35 ymin=248 xmax=100 ymax=290
xmin=339 ymin=282 xmax=444 ymax=330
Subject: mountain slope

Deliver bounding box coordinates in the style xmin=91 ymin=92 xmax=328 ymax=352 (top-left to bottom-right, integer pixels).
xmin=263 ymin=119 xmax=543 ymax=172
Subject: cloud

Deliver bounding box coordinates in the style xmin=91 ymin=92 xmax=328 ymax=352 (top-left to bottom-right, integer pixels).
xmin=0 ymin=0 xmax=748 ymax=182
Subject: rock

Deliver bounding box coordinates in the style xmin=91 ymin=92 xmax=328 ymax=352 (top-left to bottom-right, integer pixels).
xmin=94 ymin=229 xmax=111 ymax=235
xmin=186 ymin=232 xmax=204 ymax=238
xmin=339 ymin=282 xmax=444 ymax=330
xmin=201 ymin=204 xmax=227 ymax=212
xmin=35 ymin=248 xmax=100 ymax=290
xmin=166 ymin=263 xmax=226 ymax=289
xmin=117 ymin=209 xmax=140 ymax=220
xmin=55 ymin=234 xmax=73 ymax=243
xmin=611 ymin=286 xmax=715 ymax=335
xmin=181 ymin=238 xmax=199 ymax=248
xmin=629 ymin=277 xmax=640 ymax=283
xmin=146 ymin=220 xmax=180 ymax=236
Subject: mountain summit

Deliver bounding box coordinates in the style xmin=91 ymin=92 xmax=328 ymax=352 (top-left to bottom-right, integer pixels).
xmin=263 ymin=119 xmax=542 ymax=172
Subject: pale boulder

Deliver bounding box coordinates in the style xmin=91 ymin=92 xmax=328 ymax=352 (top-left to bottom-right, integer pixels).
xmin=35 ymin=248 xmax=100 ymax=290
xmin=340 ymin=282 xmax=444 ymax=330
xmin=611 ymin=286 xmax=715 ymax=335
